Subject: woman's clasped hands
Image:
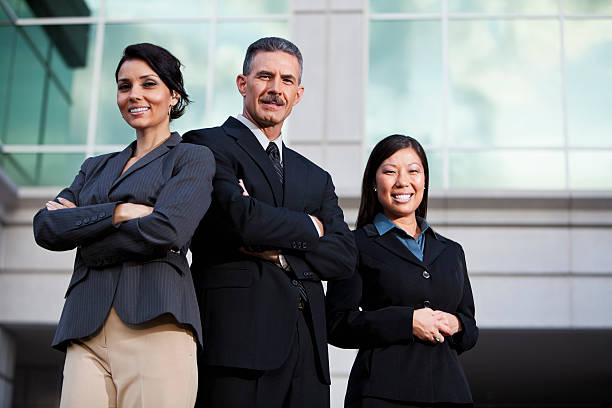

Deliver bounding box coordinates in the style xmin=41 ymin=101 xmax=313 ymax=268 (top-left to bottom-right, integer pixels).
xmin=413 ymin=307 xmax=462 ymax=344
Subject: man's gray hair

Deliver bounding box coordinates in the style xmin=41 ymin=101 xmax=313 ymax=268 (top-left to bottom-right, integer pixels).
xmin=242 ymin=37 xmax=303 ymax=83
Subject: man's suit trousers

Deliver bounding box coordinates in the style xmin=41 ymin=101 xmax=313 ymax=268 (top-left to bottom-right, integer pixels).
xmin=197 ymin=305 xmax=330 ymax=408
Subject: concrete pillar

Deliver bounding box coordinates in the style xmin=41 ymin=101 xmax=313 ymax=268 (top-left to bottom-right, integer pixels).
xmin=0 ymin=327 xmax=16 ymax=408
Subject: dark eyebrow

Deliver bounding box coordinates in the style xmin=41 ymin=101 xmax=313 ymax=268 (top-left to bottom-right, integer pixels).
xmin=281 ymin=74 xmax=297 ymax=82
xmin=257 ymin=70 xmax=274 ymax=76
xmin=117 ymin=74 xmax=159 ymax=82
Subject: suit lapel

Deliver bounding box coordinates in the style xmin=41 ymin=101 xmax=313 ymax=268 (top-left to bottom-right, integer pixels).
xmin=222 ymin=117 xmax=283 ymax=206
xmin=282 ymin=146 xmax=305 ymax=211
xmin=373 ymin=232 xmax=425 ymax=268
xmin=422 ymin=231 xmax=449 ymax=267
xmin=109 ymin=132 xmax=180 ymax=192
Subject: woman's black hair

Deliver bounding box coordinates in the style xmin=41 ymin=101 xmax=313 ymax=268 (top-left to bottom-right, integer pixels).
xmin=115 ymin=43 xmax=190 ymax=120
xmin=356 ymin=134 xmax=430 ymax=229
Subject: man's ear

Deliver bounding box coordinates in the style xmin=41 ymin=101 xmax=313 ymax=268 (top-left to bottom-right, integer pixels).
xmin=236 ymin=74 xmax=247 ymax=97
xmin=293 ymin=85 xmax=305 ymax=106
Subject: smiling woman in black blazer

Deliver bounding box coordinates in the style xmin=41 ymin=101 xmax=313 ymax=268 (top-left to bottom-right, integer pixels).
xmin=327 ymin=135 xmax=478 ymax=408
xmin=33 ymin=43 xmax=214 ymax=408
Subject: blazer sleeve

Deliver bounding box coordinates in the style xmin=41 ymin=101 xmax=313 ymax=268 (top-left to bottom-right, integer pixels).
xmin=447 ymin=245 xmax=479 ymax=354
xmin=326 ymin=260 xmax=415 ymax=349
xmin=284 ymin=172 xmax=357 ymax=281
xmin=77 ymin=146 xmax=215 ymax=267
xmin=185 ymin=131 xmax=320 ymax=252
xmin=33 ymin=156 xmax=120 ymax=251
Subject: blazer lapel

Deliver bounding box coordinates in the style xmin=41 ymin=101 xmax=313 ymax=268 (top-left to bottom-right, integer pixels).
xmin=222 ymin=117 xmax=283 ymax=206
xmin=422 ymin=231 xmax=449 ymax=267
xmin=367 ymin=225 xmax=425 ymax=268
xmin=109 ymin=132 xmax=180 ymax=192
xmin=282 ymin=146 xmax=305 ymax=211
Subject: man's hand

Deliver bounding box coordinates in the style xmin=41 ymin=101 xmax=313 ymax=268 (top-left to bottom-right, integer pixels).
xmin=310 ymin=215 xmax=324 ymax=237
xmin=239 ymin=179 xmax=249 ymax=196
xmin=239 ymin=247 xmax=281 ymax=267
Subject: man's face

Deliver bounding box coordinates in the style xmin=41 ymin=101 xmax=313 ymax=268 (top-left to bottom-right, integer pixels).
xmin=237 ymin=51 xmax=304 ymax=130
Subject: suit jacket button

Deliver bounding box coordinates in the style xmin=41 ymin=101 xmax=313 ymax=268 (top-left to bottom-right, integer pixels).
xmin=304 ymin=272 xmax=312 ymax=277
xmin=83 ymin=217 xmax=90 ymax=223
xmin=423 ymin=300 xmax=431 ymax=308
xmin=99 ymin=212 xmax=105 ymax=218
xmin=291 ymin=280 xmax=298 ymax=286
xmin=423 ymin=271 xmax=430 ymax=279
xmin=75 ymin=220 xmax=82 ymax=226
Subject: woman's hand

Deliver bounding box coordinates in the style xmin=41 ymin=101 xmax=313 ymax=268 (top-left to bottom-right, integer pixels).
xmin=413 ymin=308 xmax=453 ymax=344
xmin=113 ymin=203 xmax=154 ymax=225
xmin=46 ymin=197 xmax=77 ymax=211
xmin=433 ymin=310 xmax=462 ymax=337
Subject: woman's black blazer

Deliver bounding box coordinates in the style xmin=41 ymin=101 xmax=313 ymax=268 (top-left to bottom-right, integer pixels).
xmin=33 ymin=133 xmax=214 ymax=350
xmin=327 ymin=223 xmax=478 ymax=405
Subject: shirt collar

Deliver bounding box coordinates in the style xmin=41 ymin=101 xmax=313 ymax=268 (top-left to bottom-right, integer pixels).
xmin=235 ymin=114 xmax=283 ymax=164
xmin=373 ymin=212 xmax=430 ymax=238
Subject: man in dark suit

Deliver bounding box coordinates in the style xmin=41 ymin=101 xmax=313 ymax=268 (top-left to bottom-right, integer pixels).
xmin=183 ymin=37 xmax=357 ymax=408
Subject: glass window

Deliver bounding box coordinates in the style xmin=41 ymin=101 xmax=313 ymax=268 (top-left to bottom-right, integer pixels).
xmin=0 ymin=26 xmax=16 ymax=143
xmin=210 ymin=21 xmax=289 ymax=125
xmin=569 ymin=151 xmax=612 ymax=190
xmin=565 ymin=20 xmax=612 ymax=148
xmin=448 ymin=0 xmax=558 ymax=13
xmin=367 ymin=21 xmax=443 ymax=148
xmin=448 ymin=20 xmax=563 ymax=147
xmin=8 ymin=0 xmax=95 ymax=18
xmin=97 ymin=23 xmax=210 ymax=145
xmin=4 ymin=31 xmax=46 ymax=145
xmin=370 ymin=0 xmax=440 ymax=13
xmin=20 ymin=25 xmax=50 ymax=62
xmin=449 ymin=151 xmax=566 ymax=189
xmin=427 ymin=150 xmax=443 ymax=190
xmin=564 ymin=0 xmax=612 ymax=14
xmin=105 ymin=0 xmax=211 ymax=19
xmin=219 ymin=0 xmax=289 ymax=16
xmin=44 ymin=81 xmax=79 ymax=144
xmin=0 ymin=153 xmax=85 ymax=186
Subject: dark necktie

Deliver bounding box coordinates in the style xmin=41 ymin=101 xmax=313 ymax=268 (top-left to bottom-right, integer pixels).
xmin=266 ymin=141 xmax=308 ymax=304
xmin=266 ymin=142 xmax=284 ymax=184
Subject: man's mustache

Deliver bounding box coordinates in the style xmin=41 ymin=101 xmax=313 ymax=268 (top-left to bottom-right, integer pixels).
xmin=260 ymin=95 xmax=285 ymax=106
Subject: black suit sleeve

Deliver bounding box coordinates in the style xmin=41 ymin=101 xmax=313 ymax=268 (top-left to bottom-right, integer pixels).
xmin=447 ymin=246 xmax=479 ymax=354
xmin=184 ymin=130 xmax=320 ymax=252
xmin=78 ymin=146 xmax=215 ymax=266
xmin=326 ymin=260 xmax=415 ymax=349
xmin=33 ymin=157 xmax=120 ymax=251
xmin=284 ymin=172 xmax=356 ymax=281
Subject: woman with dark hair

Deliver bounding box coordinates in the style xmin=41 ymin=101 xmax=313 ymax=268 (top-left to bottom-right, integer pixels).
xmin=33 ymin=43 xmax=214 ymax=407
xmin=327 ymin=135 xmax=478 ymax=408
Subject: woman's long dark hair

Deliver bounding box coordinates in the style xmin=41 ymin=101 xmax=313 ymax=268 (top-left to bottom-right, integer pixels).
xmin=356 ymin=134 xmax=429 ymax=229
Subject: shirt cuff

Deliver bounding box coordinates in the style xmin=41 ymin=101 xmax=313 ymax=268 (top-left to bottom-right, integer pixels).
xmin=309 ymin=215 xmax=323 ymax=237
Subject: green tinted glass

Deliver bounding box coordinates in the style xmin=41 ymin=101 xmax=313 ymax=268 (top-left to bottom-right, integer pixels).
xmin=370 ymin=0 xmax=440 ymax=13
xmin=8 ymin=0 xmax=95 ymax=17
xmin=4 ymin=31 xmax=46 ymax=145
xmin=569 ymin=151 xmax=612 ymax=190
xmin=210 ymin=21 xmax=289 ymax=125
xmin=448 ymin=0 xmax=558 ymax=13
xmin=98 ymin=23 xmax=210 ymax=144
xmin=565 ymin=20 xmax=612 ymax=147
xmin=449 ymin=151 xmax=565 ymax=189
xmin=105 ymin=0 xmax=211 ymax=18
xmin=564 ymin=0 xmax=612 ymax=14
xmin=426 ymin=150 xmax=443 ymax=190
xmin=219 ymin=0 xmax=288 ymax=16
xmin=0 ymin=26 xmax=16 ymax=142
xmin=448 ymin=20 xmax=563 ymax=147
xmin=367 ymin=21 xmax=443 ymax=147
xmin=0 ymin=153 xmax=85 ymax=186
